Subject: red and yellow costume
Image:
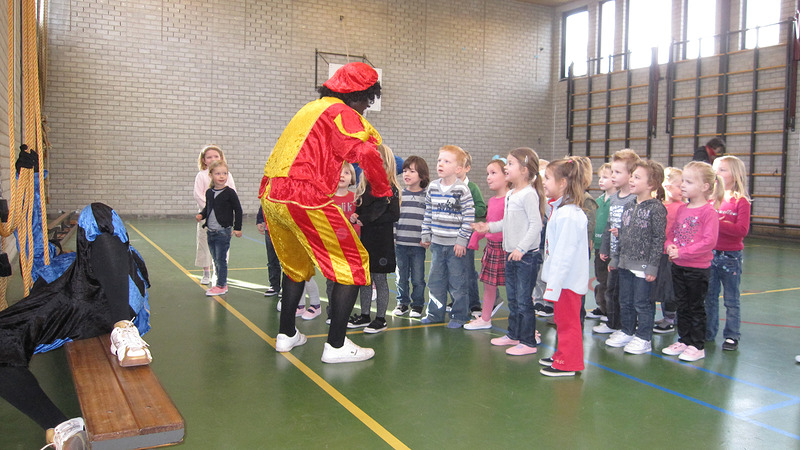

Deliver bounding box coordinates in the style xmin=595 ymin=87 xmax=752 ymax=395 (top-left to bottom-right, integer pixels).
xmin=260 ymin=96 xmax=390 ymax=286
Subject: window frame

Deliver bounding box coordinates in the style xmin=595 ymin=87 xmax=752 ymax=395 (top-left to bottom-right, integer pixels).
xmin=560 ymin=6 xmax=590 ymax=79
xmin=596 ymin=0 xmax=616 ymax=74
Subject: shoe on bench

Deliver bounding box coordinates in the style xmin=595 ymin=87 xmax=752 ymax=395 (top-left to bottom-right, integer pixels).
xmin=109 ymin=320 xmax=152 ymax=367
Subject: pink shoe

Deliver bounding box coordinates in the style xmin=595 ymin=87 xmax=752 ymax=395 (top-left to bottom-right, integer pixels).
xmin=490 ymin=335 xmax=520 ymax=346
xmin=295 ymin=306 xmax=305 ymax=317
xmin=506 ymin=344 xmax=537 ymax=356
xmin=206 ymin=285 xmax=228 ymax=296
xmin=662 ymin=341 xmax=688 ymax=356
xmin=302 ymin=305 xmax=322 ymax=320
xmin=678 ymin=345 xmax=705 ymax=362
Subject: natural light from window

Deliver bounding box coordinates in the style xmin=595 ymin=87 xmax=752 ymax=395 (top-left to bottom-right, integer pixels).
xmin=628 ymin=0 xmax=671 ymax=69
xmin=685 ymin=0 xmax=716 ymax=58
xmin=745 ymin=0 xmax=781 ymax=49
xmin=563 ymin=9 xmax=589 ymax=77
xmin=598 ymin=1 xmax=615 ymax=73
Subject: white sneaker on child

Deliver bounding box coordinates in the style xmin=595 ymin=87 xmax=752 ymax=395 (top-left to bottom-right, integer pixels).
xmin=109 ymin=320 xmax=152 ymax=367
xmin=605 ymin=331 xmax=633 ymax=348
xmin=275 ymin=329 xmax=307 ymax=352
xmin=623 ymin=337 xmax=652 ymax=354
xmin=592 ymin=323 xmax=617 ymax=334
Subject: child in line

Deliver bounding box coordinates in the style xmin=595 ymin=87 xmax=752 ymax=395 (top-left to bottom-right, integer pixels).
xmin=465 ymin=156 xmax=510 ymax=330
xmin=193 ymin=145 xmax=236 ymax=285
xmin=256 ymin=208 xmax=282 ymax=297
xmin=606 ymin=160 xmax=668 ymax=354
xmin=348 ymin=144 xmax=401 ymax=333
xmin=575 ymin=156 xmax=598 ymax=326
xmin=420 ymin=145 xmax=475 ymax=328
xmin=539 ymin=158 xmax=590 ymax=376
xmin=596 ymin=149 xmax=641 ymax=335
xmin=653 ymin=167 xmax=684 ymax=333
xmin=705 ymin=155 xmax=751 ymax=351
xmin=662 ymin=161 xmax=721 ymax=362
xmin=326 ymin=163 xmax=361 ymax=322
xmin=392 ymin=156 xmax=430 ymax=318
xmin=461 ymin=151 xmax=487 ymax=317
xmin=196 ymin=160 xmax=243 ymax=296
xmin=587 ymin=163 xmax=615 ymax=321
xmin=473 ymin=148 xmax=544 ymax=354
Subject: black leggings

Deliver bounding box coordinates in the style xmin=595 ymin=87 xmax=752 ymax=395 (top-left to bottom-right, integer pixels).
xmin=279 ymin=274 xmax=359 ymax=347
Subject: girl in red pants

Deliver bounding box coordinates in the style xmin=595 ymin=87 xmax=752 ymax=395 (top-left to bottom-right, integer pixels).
xmin=539 ymin=158 xmax=590 ymax=377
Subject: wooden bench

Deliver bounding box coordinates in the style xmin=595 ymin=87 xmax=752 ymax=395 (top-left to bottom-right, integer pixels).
xmin=65 ymin=335 xmax=185 ymax=450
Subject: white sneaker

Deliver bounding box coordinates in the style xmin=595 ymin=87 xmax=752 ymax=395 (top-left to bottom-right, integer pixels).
xmin=623 ymin=336 xmax=652 ymax=354
xmin=463 ymin=318 xmax=492 ymax=330
xmin=795 ymin=355 xmax=800 ymax=363
xmin=409 ymin=309 xmax=422 ymax=318
xmin=662 ymin=341 xmax=689 ymax=356
xmin=200 ymin=274 xmax=211 ymax=285
xmin=605 ymin=331 xmax=634 ymax=348
xmin=109 ymin=320 xmax=152 ymax=367
xmin=52 ymin=417 xmax=88 ymax=450
xmin=321 ymin=337 xmax=375 ymax=363
xmin=275 ymin=329 xmax=307 ymax=352
xmin=592 ymin=323 xmax=617 ymax=334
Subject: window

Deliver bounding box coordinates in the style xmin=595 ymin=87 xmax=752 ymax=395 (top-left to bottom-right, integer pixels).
xmin=685 ymin=0 xmax=716 ymax=58
xmin=626 ymin=0 xmax=671 ymax=69
xmin=744 ymin=0 xmax=781 ymax=49
xmin=598 ymin=1 xmax=615 ymax=73
xmin=562 ymin=8 xmax=589 ymax=78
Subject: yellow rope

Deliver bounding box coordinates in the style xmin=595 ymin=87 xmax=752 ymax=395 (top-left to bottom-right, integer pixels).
xmin=0 ymin=0 xmax=51 ymax=307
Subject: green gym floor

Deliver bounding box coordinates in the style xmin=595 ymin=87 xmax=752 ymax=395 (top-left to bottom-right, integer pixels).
xmin=1 ymin=218 xmax=799 ymax=449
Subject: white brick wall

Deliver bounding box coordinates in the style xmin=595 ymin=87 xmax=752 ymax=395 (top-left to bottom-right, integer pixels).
xmin=42 ymin=0 xmax=555 ymax=216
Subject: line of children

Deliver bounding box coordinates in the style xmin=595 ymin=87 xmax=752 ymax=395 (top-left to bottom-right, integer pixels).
xmin=465 ymin=156 xmax=510 ymax=330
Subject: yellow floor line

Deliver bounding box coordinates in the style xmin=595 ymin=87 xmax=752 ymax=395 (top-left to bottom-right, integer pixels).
xmin=128 ymin=224 xmax=410 ymax=450
xmin=741 ymin=286 xmax=800 ymax=296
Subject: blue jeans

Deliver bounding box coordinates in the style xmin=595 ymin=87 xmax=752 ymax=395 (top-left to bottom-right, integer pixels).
xmin=505 ymin=250 xmax=540 ymax=347
xmin=426 ymin=243 xmax=471 ymax=323
xmin=395 ymin=244 xmax=427 ymax=309
xmin=618 ymin=268 xmax=655 ymax=341
xmin=705 ymin=250 xmax=742 ymax=341
xmin=466 ymin=248 xmax=481 ymax=311
xmin=207 ymin=227 xmax=232 ymax=287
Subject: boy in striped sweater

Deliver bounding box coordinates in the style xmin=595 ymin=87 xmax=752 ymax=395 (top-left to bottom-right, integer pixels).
xmin=420 ymin=145 xmax=475 ymax=328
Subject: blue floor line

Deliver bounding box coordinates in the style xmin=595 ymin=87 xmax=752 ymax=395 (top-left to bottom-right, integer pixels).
xmin=491 ymin=323 xmax=800 ymax=441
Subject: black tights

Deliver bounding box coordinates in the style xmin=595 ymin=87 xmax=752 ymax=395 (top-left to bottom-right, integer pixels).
xmin=279 ymin=274 xmax=359 ymax=348
xmin=0 ymin=366 xmax=67 ymax=429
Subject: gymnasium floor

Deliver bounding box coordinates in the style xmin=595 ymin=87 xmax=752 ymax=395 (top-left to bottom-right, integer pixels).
xmin=1 ymin=218 xmax=799 ymax=449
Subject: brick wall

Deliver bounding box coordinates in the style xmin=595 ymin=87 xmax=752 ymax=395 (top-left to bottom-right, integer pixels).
xmin=43 ymin=0 xmax=555 ymax=216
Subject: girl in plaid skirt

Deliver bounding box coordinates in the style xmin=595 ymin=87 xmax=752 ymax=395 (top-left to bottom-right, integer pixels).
xmin=465 ymin=157 xmax=511 ymax=330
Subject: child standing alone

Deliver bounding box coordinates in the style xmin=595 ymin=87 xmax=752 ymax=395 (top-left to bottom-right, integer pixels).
xmin=392 ymin=156 xmax=430 ymax=318
xmin=539 ymin=158 xmax=590 ymax=376
xmin=662 ymin=161 xmax=721 ymax=362
xmin=472 ymin=148 xmax=544 ymax=355
xmin=606 ymin=160 xmax=667 ymax=354
xmin=465 ymin=156 xmax=510 ymax=330
xmin=196 ymin=160 xmax=243 ymax=296
xmin=705 ymin=155 xmax=751 ymax=351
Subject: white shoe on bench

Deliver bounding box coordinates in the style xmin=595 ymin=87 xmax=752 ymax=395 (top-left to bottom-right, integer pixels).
xmin=110 ymin=320 xmax=152 ymax=367
xmin=47 ymin=417 xmax=88 ymax=450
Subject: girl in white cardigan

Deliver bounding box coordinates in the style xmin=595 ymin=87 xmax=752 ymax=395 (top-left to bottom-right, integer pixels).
xmin=193 ymin=145 xmax=236 ymax=284
xmin=539 ymin=158 xmax=590 ymax=377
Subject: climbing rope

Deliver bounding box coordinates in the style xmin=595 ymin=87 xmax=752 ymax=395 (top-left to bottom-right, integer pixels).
xmin=0 ymin=0 xmax=51 ymax=308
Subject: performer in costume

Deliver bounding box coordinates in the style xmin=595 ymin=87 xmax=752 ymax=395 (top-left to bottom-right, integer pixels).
xmin=261 ymin=62 xmax=390 ymax=363
xmin=0 ymin=203 xmax=152 ymax=448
